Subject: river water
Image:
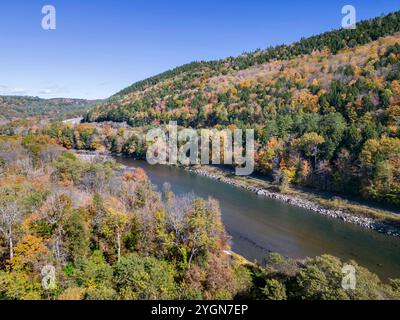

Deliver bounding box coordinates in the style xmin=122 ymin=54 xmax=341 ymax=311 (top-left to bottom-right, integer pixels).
xmin=116 ymin=158 xmax=400 ymax=280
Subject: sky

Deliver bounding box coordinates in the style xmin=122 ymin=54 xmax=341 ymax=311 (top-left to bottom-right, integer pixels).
xmin=0 ymin=0 xmax=399 ymax=99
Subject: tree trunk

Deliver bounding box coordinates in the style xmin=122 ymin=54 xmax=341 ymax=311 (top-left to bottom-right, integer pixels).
xmin=9 ymin=226 xmax=13 ymax=261
xmin=55 ymin=234 xmax=61 ymax=262
xmin=188 ymin=248 xmax=197 ymax=270
xmin=117 ymin=233 xmax=121 ymax=262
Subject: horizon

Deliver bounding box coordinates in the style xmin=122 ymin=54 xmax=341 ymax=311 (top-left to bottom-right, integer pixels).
xmin=0 ymin=0 xmax=399 ymax=100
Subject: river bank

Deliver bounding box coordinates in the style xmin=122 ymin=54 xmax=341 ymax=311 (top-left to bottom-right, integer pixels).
xmin=186 ymin=165 xmax=400 ymax=237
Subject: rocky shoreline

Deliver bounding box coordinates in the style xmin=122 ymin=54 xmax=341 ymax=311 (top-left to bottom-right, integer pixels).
xmin=74 ymin=150 xmax=113 ymax=162
xmin=188 ymin=168 xmax=400 ymax=238
xmin=74 ymin=150 xmax=131 ymax=172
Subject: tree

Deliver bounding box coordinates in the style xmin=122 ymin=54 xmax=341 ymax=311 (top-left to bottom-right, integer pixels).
xmin=334 ymin=148 xmax=356 ymax=193
xmin=360 ymin=136 xmax=400 ymax=204
xmin=164 ymin=196 xmax=227 ymax=270
xmin=51 ymin=152 xmax=84 ymax=185
xmin=262 ymin=279 xmax=287 ymax=300
xmin=293 ymin=132 xmax=325 ymax=168
xmin=390 ymin=279 xmax=400 ymax=299
xmin=64 ymin=208 xmax=90 ymax=262
xmin=291 ymin=255 xmax=395 ymax=300
xmin=41 ymin=193 xmax=72 ymax=264
xmin=74 ymin=250 xmax=115 ymax=299
xmin=100 ymin=203 xmax=130 ymax=262
xmin=295 ymin=159 xmax=312 ymax=185
xmin=0 ymin=193 xmax=21 ymax=260
xmin=319 ymin=113 xmax=347 ymax=160
xmin=315 ymin=160 xmax=333 ymax=191
xmin=0 ymin=271 xmax=42 ymax=300
xmin=294 ymin=264 xmax=343 ymax=300
xmin=8 ymin=235 xmax=48 ymax=273
xmin=113 ymin=253 xmax=176 ymax=300
xmin=279 ymin=171 xmax=290 ymax=193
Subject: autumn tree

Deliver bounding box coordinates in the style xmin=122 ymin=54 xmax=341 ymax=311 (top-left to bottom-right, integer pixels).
xmin=41 ymin=193 xmax=73 ymax=264
xmin=100 ymin=201 xmax=130 ymax=262
xmin=164 ymin=196 xmax=227 ymax=270
xmin=8 ymin=235 xmax=48 ymax=273
xmin=0 ymin=189 xmax=22 ymax=260
xmin=293 ymin=132 xmax=325 ymax=168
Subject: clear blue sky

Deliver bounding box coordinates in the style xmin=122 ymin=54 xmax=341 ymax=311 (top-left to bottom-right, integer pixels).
xmin=0 ymin=0 xmax=398 ymax=99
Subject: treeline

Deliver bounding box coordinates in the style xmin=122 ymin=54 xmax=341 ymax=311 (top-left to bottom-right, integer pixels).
xmin=0 ymin=135 xmax=399 ymax=300
xmin=228 ymin=11 xmax=400 ymax=69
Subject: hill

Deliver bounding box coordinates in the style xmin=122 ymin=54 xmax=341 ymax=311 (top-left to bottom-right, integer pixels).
xmin=82 ymin=11 xmax=400 ymax=206
xmin=0 ymin=95 xmax=98 ymax=122
xmin=89 ymin=11 xmax=400 ymax=105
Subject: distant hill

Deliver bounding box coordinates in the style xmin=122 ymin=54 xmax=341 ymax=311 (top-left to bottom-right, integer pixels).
xmin=0 ymin=96 xmax=99 ymax=122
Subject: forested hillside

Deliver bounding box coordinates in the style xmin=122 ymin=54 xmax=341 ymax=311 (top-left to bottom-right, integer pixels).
xmin=84 ymin=11 xmax=400 ymax=206
xmin=0 ymin=96 xmax=97 ymax=122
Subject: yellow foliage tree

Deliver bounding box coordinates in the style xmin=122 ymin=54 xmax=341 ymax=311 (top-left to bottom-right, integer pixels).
xmin=8 ymin=235 xmax=48 ymax=273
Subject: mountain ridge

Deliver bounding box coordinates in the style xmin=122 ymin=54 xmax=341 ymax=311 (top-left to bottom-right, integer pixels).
xmin=108 ymin=11 xmax=400 ymax=100
xmin=0 ymin=95 xmax=100 ymax=121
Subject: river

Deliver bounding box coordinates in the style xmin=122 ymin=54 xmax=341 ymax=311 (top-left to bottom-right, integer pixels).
xmin=116 ymin=158 xmax=400 ymax=280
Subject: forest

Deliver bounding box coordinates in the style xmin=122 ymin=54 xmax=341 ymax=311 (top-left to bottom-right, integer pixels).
xmin=0 ymin=135 xmax=399 ymax=300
